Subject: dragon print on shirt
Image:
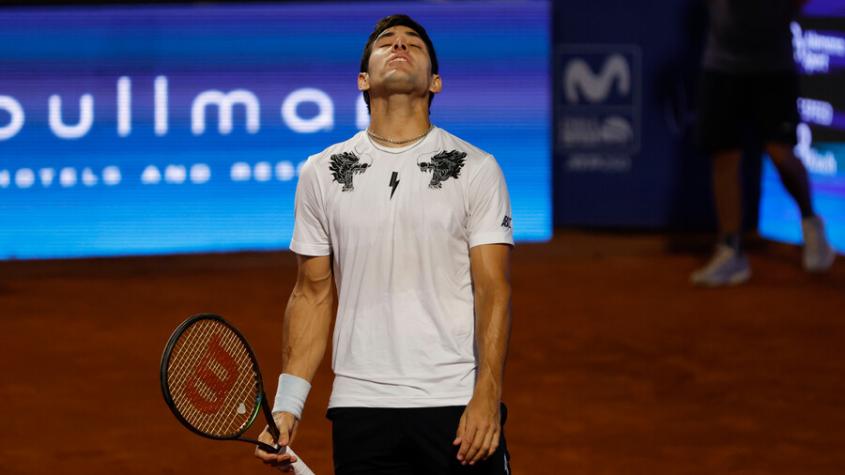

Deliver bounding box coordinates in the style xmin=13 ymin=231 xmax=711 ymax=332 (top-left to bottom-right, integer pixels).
xmin=329 ymin=152 xmax=370 ymax=191
xmin=417 ymin=150 xmax=467 ymax=189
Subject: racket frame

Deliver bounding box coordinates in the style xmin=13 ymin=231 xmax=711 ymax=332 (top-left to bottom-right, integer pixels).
xmin=160 ymin=313 xmax=282 ymax=453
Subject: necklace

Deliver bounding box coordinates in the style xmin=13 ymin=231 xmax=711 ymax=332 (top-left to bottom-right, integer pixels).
xmin=367 ymin=124 xmax=433 ymax=145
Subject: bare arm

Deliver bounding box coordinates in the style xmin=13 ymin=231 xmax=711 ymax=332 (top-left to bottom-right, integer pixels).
xmin=255 ymin=253 xmax=333 ymax=467
xmin=470 ymin=243 xmax=512 ymax=400
xmin=282 ymin=254 xmax=334 ymax=380
xmin=454 ymin=243 xmax=512 ymax=465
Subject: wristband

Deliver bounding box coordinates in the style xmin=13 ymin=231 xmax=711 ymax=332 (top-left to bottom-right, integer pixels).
xmin=272 ymin=373 xmax=311 ymax=419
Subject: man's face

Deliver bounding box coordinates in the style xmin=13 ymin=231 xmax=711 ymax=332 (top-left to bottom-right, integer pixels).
xmin=359 ymin=25 xmax=441 ymax=100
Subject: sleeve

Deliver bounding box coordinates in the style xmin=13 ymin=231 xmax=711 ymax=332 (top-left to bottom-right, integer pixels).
xmin=466 ymin=155 xmax=514 ymax=248
xmin=289 ymin=157 xmax=331 ymax=256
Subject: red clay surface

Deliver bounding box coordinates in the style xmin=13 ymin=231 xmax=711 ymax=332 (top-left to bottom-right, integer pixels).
xmin=1 ymin=232 xmax=844 ymax=474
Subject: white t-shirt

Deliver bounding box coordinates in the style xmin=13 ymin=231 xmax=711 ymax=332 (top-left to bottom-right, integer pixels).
xmin=290 ymin=127 xmax=513 ymax=408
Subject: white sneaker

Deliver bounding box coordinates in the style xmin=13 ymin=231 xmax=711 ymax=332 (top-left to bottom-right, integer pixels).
xmin=802 ymin=216 xmax=835 ymax=272
xmin=690 ymin=244 xmax=751 ymax=287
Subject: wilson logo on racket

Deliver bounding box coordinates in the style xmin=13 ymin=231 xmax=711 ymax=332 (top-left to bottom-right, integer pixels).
xmin=184 ymin=333 xmax=239 ymax=413
xmin=162 ymin=314 xmax=315 ymax=474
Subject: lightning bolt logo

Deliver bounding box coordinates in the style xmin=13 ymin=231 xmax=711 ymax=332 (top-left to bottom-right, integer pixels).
xmin=389 ymin=171 xmax=399 ymax=199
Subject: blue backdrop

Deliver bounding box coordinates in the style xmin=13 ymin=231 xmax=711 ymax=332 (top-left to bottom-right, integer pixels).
xmin=553 ymin=0 xmax=710 ymax=229
xmin=554 ymin=0 xmax=845 ymax=254
xmin=0 ymin=1 xmax=551 ymax=260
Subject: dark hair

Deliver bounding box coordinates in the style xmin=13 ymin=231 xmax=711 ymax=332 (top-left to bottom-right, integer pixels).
xmin=359 ymin=14 xmax=439 ymax=113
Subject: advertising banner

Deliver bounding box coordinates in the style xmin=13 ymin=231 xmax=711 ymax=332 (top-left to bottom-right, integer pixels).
xmin=760 ymin=0 xmax=845 ymax=252
xmin=0 ymin=2 xmax=551 ymax=259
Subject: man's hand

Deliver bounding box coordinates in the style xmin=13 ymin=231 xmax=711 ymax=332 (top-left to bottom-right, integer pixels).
xmin=453 ymin=394 xmax=501 ymax=465
xmin=254 ymin=412 xmax=299 ymax=471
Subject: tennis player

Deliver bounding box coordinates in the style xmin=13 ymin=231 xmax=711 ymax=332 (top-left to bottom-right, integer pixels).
xmin=254 ymin=14 xmax=514 ymax=474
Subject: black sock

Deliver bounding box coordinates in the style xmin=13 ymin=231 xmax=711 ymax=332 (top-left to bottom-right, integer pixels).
xmin=721 ymin=233 xmax=741 ymax=252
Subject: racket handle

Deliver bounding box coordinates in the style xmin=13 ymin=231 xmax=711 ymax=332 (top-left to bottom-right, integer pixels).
xmin=257 ymin=441 xmax=281 ymax=453
xmin=286 ymin=447 xmax=315 ymax=475
xmin=261 ymin=444 xmax=314 ymax=474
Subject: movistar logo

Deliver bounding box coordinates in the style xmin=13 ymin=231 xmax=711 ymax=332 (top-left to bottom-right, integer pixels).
xmin=564 ymin=54 xmax=630 ymax=104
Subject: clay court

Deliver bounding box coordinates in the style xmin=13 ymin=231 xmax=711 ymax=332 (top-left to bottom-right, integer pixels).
xmin=1 ymin=232 xmax=843 ymax=474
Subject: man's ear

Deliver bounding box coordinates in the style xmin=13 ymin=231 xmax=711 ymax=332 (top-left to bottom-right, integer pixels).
xmin=358 ymin=72 xmax=370 ymax=92
xmin=429 ymin=74 xmax=442 ymax=94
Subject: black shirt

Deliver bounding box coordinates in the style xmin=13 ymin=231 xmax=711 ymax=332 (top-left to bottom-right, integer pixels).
xmin=703 ymin=0 xmax=799 ymax=73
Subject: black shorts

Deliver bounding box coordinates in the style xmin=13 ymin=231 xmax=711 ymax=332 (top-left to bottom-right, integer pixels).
xmin=696 ymin=70 xmax=800 ymax=153
xmin=327 ymin=404 xmax=511 ymax=475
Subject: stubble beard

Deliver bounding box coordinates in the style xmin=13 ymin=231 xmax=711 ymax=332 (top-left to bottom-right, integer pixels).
xmin=377 ymin=69 xmax=429 ymax=98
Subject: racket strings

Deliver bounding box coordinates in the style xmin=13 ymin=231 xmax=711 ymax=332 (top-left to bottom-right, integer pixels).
xmin=179 ymin=333 xmax=252 ymax=435
xmin=169 ymin=323 xmax=220 ymax=400
xmin=182 ymin=324 xmax=257 ymax=434
xmin=212 ymin=330 xmax=262 ymax=433
xmin=166 ymin=319 xmax=260 ymax=438
xmin=171 ymin=323 xmax=257 ymax=436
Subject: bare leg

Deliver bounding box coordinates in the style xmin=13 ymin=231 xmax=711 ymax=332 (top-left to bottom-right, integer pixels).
xmin=691 ymin=149 xmax=750 ymax=285
xmin=765 ymin=143 xmax=814 ymax=218
xmin=711 ymin=149 xmax=743 ymax=243
xmin=767 ymin=142 xmax=834 ymax=271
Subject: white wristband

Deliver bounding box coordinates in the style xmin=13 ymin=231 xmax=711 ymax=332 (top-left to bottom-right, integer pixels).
xmin=272 ymin=373 xmax=311 ymax=419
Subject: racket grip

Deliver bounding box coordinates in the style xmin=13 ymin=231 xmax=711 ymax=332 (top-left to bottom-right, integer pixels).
xmin=287 ymin=447 xmax=315 ymax=475
xmin=267 ymin=446 xmax=314 ymax=474
xmin=257 ymin=441 xmax=281 ymax=454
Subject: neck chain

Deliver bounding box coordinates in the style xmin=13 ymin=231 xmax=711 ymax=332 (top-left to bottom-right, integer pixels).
xmin=367 ymin=124 xmax=433 ymax=146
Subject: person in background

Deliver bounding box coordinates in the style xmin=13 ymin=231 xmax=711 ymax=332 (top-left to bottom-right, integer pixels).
xmin=691 ymin=0 xmax=835 ymax=286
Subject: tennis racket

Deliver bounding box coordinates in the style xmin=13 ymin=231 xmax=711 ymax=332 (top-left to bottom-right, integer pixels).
xmin=160 ymin=313 xmax=314 ymax=474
